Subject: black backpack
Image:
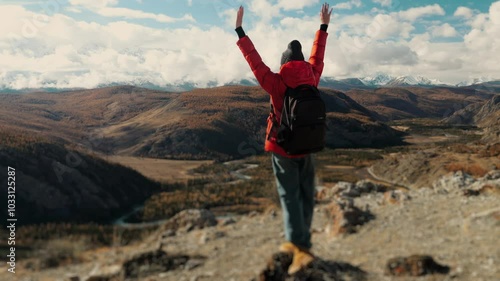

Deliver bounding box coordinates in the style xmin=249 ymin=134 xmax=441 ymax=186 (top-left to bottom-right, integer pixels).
xmin=270 ymin=84 xmax=327 ymax=155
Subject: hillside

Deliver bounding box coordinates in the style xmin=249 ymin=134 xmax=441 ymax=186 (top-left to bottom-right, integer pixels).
xmin=0 ymin=85 xmax=403 ymax=161
xmin=5 ymin=166 xmax=499 ymax=281
xmin=443 ymin=95 xmax=500 ymax=143
xmin=344 ymin=87 xmax=493 ymax=121
xmin=0 ymin=129 xmax=161 ymax=225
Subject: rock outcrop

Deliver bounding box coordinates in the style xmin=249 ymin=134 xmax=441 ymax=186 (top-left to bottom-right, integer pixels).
xmin=255 ymin=252 xmax=367 ymax=281
xmin=82 ymin=250 xmax=206 ymax=281
xmin=369 ymin=149 xmax=498 ymax=189
xmin=385 ymin=255 xmax=449 ymax=276
xmin=443 ymin=95 xmax=500 ymax=143
xmin=123 ymin=250 xmax=192 ymax=279
xmin=324 ymin=199 xmax=374 ymax=237
xmin=318 ymin=180 xmax=387 ymax=201
xmin=383 ymin=190 xmax=411 ymax=204
xmin=432 ymin=170 xmax=500 ymax=194
xmin=161 ymin=209 xmax=218 ymax=234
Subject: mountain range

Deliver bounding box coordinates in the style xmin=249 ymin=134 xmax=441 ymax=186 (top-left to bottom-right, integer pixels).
xmin=1 ymin=74 xmax=499 ymax=94
xmin=0 ymin=85 xmax=405 ymax=161
xmin=323 ymin=74 xmax=498 ymax=88
xmin=0 ymin=82 xmax=497 ymax=225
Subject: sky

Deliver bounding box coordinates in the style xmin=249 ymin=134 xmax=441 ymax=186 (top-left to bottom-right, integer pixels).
xmin=0 ymin=0 xmax=499 ymax=89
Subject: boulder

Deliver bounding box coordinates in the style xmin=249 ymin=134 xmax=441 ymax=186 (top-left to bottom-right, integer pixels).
xmin=433 ymin=170 xmax=500 ymax=195
xmin=84 ymin=265 xmax=123 ymax=281
xmin=254 ymin=252 xmax=366 ymax=281
xmin=432 ymin=171 xmax=476 ymax=192
xmin=324 ymin=199 xmax=374 ymax=237
xmin=319 ymin=180 xmax=386 ymax=201
xmin=354 ymin=180 xmax=386 ymax=193
xmin=385 ymin=255 xmax=450 ymax=276
xmin=122 ymin=249 xmax=202 ymax=279
xmin=162 ymin=209 xmax=217 ymax=234
xmin=199 ymin=230 xmax=226 ymax=244
xmin=383 ymin=190 xmax=411 ymax=204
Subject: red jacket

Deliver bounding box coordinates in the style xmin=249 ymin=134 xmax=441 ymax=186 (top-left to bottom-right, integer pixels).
xmin=236 ymin=30 xmax=328 ymax=158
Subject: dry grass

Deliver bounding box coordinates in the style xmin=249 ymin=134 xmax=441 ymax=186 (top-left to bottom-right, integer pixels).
xmin=445 ymin=162 xmax=489 ymax=177
xmin=346 ymin=87 xmax=491 ymax=120
xmin=317 ymin=169 xmax=359 ymax=183
xmin=478 ymin=143 xmax=500 ymax=157
xmin=31 ymin=239 xmax=88 ymax=269
xmin=0 ymin=86 xmax=178 ymax=156
xmin=106 ymin=155 xmax=212 ymax=183
xmin=0 ymin=126 xmax=49 ymax=150
xmin=142 ymin=177 xmax=275 ymax=222
xmin=315 ymin=148 xmax=384 ymax=168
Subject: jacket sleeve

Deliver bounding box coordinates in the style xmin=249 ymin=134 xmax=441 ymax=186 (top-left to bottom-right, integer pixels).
xmin=237 ymin=36 xmax=286 ymax=96
xmin=308 ymin=30 xmax=328 ymax=86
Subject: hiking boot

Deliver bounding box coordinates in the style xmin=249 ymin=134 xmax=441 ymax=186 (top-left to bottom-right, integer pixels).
xmin=288 ymin=247 xmax=315 ymax=275
xmin=279 ymin=242 xmax=297 ymax=254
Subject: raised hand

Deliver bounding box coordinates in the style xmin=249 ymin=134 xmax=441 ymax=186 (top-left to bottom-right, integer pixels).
xmin=320 ymin=3 xmax=333 ymax=25
xmin=236 ymin=5 xmax=244 ymax=28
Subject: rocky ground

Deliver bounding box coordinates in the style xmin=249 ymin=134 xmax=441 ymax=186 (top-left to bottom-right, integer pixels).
xmin=7 ymin=170 xmax=499 ymax=281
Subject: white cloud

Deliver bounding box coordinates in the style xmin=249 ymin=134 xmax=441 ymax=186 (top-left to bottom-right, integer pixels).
xmin=360 ymin=43 xmax=418 ymax=65
xmin=373 ymin=0 xmax=392 ymax=7
xmin=0 ymin=6 xmax=238 ymax=89
xmin=366 ymin=14 xmax=414 ymax=39
xmin=69 ymin=0 xmax=194 ymax=23
xmin=187 ymin=0 xmax=193 ymax=7
xmin=490 ymin=1 xmax=500 ymax=24
xmin=398 ymin=4 xmax=445 ymax=22
xmin=277 ymin=0 xmax=319 ymax=11
xmin=1 ymin=2 xmax=500 ymax=89
xmin=66 ymin=6 xmax=82 ymax=14
xmin=69 ymin=0 xmax=119 ymax=9
xmin=248 ymin=0 xmax=282 ymax=23
xmin=332 ymin=0 xmax=362 ymax=10
xmin=470 ymin=13 xmax=489 ymax=29
xmin=219 ymin=8 xmax=237 ymax=28
xmin=454 ymin=7 xmax=474 ymax=19
xmin=430 ymin=23 xmax=458 ymax=38
xmin=98 ymin=7 xmax=195 ymax=23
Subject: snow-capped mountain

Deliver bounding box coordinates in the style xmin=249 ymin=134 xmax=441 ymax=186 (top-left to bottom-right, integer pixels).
xmin=361 ymin=74 xmax=446 ymax=87
xmin=386 ymin=75 xmax=437 ymax=86
xmin=360 ymin=73 xmax=394 ymax=86
xmin=319 ymin=77 xmax=372 ymax=91
xmin=1 ymin=73 xmax=497 ymax=93
xmin=456 ymin=77 xmax=491 ymax=87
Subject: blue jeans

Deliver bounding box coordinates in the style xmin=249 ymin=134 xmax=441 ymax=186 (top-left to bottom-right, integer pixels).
xmin=271 ymin=153 xmax=315 ymax=249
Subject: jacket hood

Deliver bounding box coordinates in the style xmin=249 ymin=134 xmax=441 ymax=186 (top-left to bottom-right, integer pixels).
xmin=279 ymin=61 xmax=316 ymax=88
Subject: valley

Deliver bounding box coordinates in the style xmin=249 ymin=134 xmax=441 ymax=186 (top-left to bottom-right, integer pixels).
xmin=0 ymin=84 xmax=498 ymax=281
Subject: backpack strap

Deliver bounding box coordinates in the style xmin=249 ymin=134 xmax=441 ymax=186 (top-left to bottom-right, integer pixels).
xmin=268 ymin=103 xmax=280 ymax=141
xmin=268 ymin=86 xmax=292 ymax=141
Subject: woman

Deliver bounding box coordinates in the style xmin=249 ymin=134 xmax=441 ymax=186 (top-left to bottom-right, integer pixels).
xmin=234 ymin=3 xmax=332 ymax=275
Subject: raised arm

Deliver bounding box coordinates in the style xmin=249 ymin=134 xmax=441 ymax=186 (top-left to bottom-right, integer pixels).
xmin=235 ymin=6 xmax=286 ymax=96
xmin=309 ymin=3 xmax=332 ymax=85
